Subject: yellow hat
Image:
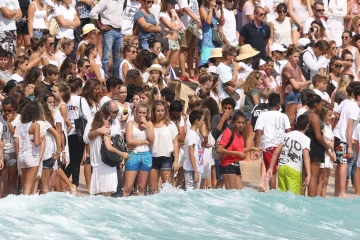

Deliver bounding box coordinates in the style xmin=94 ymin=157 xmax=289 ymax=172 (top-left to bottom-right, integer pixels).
xmin=80 ymin=24 xmax=99 ymax=37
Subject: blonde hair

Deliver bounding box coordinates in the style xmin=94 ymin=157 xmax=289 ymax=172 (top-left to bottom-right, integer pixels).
xmin=260 ymin=87 xmax=275 ymax=100
xmin=154 ymin=57 xmax=170 ymax=67
xmin=124 ymin=35 xmax=138 ymax=46
xmin=56 ymin=37 xmax=72 ymax=53
xmin=147 ymin=70 xmax=164 ymax=90
xmin=198 ymin=68 xmax=212 ymax=85
xmin=337 ymin=75 xmax=352 ymax=93
xmin=197 ymin=87 xmax=210 ymax=100
xmin=243 ymin=70 xmax=262 ymax=94
xmin=151 ymin=100 xmax=171 ymax=125
xmin=199 ymin=105 xmax=211 ymax=132
xmin=167 ymin=79 xmax=181 ymax=100
xmin=187 ymin=95 xmax=202 ymax=115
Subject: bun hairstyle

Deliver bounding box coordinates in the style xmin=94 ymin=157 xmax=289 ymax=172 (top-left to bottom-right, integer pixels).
xmin=306 ymin=92 xmax=322 ymax=108
xmin=197 ymin=87 xmax=210 ymax=100
xmin=30 ymin=37 xmax=46 ymax=51
xmin=286 ymin=44 xmax=300 ymax=57
xmin=198 ymin=68 xmax=212 ymax=85
xmin=147 ymin=38 xmax=160 ymax=49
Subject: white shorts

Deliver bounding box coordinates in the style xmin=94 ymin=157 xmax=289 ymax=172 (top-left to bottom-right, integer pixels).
xmin=17 ymin=154 xmax=40 ymax=169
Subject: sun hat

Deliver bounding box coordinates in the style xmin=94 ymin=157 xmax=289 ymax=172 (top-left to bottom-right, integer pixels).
xmin=269 ymin=43 xmax=287 ymax=52
xmin=80 ymin=24 xmax=100 ymax=37
xmin=146 ymin=64 xmax=166 ymax=74
xmin=236 ymin=44 xmax=260 ymax=61
xmin=209 ymin=48 xmax=223 ymax=59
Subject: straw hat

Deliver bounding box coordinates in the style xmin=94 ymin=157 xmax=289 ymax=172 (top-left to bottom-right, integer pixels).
xmin=236 ymin=44 xmax=260 ymax=61
xmin=80 ymin=24 xmax=99 ymax=37
xmin=146 ymin=64 xmax=166 ymax=74
xmin=209 ymin=48 xmax=223 ymax=59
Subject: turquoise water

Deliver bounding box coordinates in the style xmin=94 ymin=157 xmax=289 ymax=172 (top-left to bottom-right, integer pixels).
xmin=1 ymin=187 xmax=360 ymax=239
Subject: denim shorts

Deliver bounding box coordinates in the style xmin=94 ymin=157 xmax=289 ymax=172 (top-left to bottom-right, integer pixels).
xmin=152 ymin=156 xmax=173 ymax=171
xmin=125 ymin=151 xmax=152 ymax=172
xmin=43 ymin=157 xmax=55 ymax=169
xmin=284 ymin=91 xmax=301 ymax=104
xmin=33 ymin=30 xmax=44 ymax=39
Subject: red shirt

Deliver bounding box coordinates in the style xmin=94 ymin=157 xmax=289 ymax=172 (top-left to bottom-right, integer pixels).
xmin=218 ymin=128 xmax=245 ymax=166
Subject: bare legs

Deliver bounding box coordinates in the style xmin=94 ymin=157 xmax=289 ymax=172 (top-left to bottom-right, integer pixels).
xmin=123 ymin=170 xmax=149 ymax=197
xmin=222 ymin=174 xmax=243 ymax=190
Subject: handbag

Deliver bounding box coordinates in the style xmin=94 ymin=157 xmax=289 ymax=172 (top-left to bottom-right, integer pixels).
xmin=49 ymin=16 xmax=59 ymax=36
xmin=74 ymin=97 xmax=87 ymax=143
xmin=212 ymin=21 xmax=223 ymax=47
xmin=153 ymin=32 xmax=170 ymax=51
xmin=188 ymin=21 xmax=203 ymax=40
xmin=101 ymin=141 xmax=120 ymax=167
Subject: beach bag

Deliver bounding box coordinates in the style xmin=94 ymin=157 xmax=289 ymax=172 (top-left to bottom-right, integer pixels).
xmin=223 ymin=84 xmax=240 ymax=101
xmin=188 ymin=21 xmax=203 ymax=40
xmin=49 ymin=16 xmax=59 ymax=36
xmin=212 ymin=20 xmax=223 ymax=47
xmin=153 ymin=32 xmax=169 ymax=51
xmin=298 ymin=49 xmax=314 ymax=81
xmin=212 ymin=127 xmax=235 ymax=160
xmin=101 ymin=142 xmax=120 ymax=167
xmin=74 ymin=97 xmax=87 ymax=143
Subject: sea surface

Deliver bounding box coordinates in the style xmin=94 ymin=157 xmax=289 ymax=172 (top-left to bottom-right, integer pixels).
xmin=1 ymin=186 xmax=359 ymax=240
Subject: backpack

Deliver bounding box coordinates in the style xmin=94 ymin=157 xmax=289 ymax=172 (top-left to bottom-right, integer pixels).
xmin=212 ymin=128 xmax=235 ymax=161
xmin=298 ymin=49 xmax=315 ymax=81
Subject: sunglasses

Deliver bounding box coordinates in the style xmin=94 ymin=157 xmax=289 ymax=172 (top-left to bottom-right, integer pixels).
xmin=3 ymin=109 xmax=13 ymax=113
xmin=130 ymin=50 xmax=137 ymax=54
xmin=47 ymin=43 xmax=55 ymax=47
xmin=345 ymin=59 xmax=353 ymax=62
xmin=257 ymin=13 xmax=266 ymax=17
xmin=315 ymin=9 xmax=325 ymax=12
xmin=110 ymin=109 xmax=119 ymax=115
xmin=334 ymin=64 xmax=343 ymax=68
xmin=277 ymin=10 xmax=286 ymax=13
xmin=227 ymin=0 xmax=234 ymax=2
xmin=331 ymin=47 xmax=338 ymax=50
xmin=84 ymin=65 xmax=91 ymax=69
xmin=341 ymin=36 xmax=349 ymax=39
xmin=52 ymin=72 xmax=59 ymax=76
xmin=146 ymin=0 xmax=154 ymax=3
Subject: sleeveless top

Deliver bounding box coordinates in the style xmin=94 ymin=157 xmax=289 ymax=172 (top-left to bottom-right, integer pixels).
xmin=119 ymin=59 xmax=134 ymax=81
xmin=346 ymin=3 xmax=360 ymax=30
xmin=18 ymin=122 xmax=40 ymax=157
xmin=41 ymin=55 xmax=59 ymax=67
xmin=131 ymin=122 xmax=150 ymax=152
xmin=31 ymin=2 xmax=47 ymax=29
xmin=149 ymin=0 xmax=161 ymax=24
xmin=292 ymin=0 xmax=309 ymax=24
xmin=273 ymin=17 xmax=292 ymax=47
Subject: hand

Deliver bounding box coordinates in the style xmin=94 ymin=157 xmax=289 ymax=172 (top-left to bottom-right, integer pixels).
xmin=266 ymin=170 xmax=273 ymax=180
xmin=330 ymin=153 xmax=336 ymax=163
xmin=347 ymin=147 xmax=354 ymax=159
xmin=100 ymin=24 xmax=112 ymax=31
xmin=120 ymin=113 xmax=129 ymax=122
xmin=328 ymin=8 xmax=333 ymax=13
xmin=140 ymin=116 xmax=148 ymax=126
xmin=194 ymin=171 xmax=200 ymax=183
xmin=221 ymin=111 xmax=231 ymax=121
xmin=53 ymin=152 xmax=60 ymax=161
xmin=197 ymin=19 xmax=202 ymax=28
xmin=121 ymin=152 xmax=129 ymax=159
xmin=0 ymin=160 xmax=4 ymax=170
xmin=232 ymin=59 xmax=240 ymax=71
xmin=210 ymin=0 xmax=216 ymax=8
xmin=62 ymin=152 xmax=67 ymax=164
xmin=98 ymin=126 xmax=110 ymax=136
xmin=173 ymin=160 xmax=179 ymax=173
xmin=170 ymin=9 xmax=176 ymax=16
xmin=227 ymin=86 xmax=235 ymax=93
xmin=0 ymin=142 xmax=5 ymax=148
xmin=236 ymin=152 xmax=246 ymax=159
xmin=6 ymin=113 xmax=13 ymax=123
xmin=252 ymin=147 xmax=265 ymax=153
xmin=303 ymin=176 xmax=310 ymax=187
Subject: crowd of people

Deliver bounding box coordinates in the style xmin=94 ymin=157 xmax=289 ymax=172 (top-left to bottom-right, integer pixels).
xmin=1 ymin=0 xmax=360 ymax=198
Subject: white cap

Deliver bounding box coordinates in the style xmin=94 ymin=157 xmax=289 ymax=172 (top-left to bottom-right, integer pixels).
xmin=207 ymin=65 xmax=217 ymax=74
xmin=297 ymin=38 xmax=311 ymax=47
xmin=269 ymin=43 xmax=287 ymax=52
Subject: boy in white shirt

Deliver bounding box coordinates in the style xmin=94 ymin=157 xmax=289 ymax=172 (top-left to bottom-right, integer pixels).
xmin=267 ymin=114 xmax=311 ymax=195
xmin=255 ymin=93 xmax=291 ymax=190
xmin=98 ymin=77 xmax=122 ymax=108
xmin=183 ymin=110 xmax=205 ymax=190
xmin=312 ymin=74 xmax=331 ymax=103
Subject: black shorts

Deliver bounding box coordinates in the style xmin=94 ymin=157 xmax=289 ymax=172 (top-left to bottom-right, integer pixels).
xmin=219 ymin=163 xmax=241 ymax=176
xmin=152 ymin=156 xmax=173 ymax=171
xmin=16 ymin=20 xmax=29 ymax=35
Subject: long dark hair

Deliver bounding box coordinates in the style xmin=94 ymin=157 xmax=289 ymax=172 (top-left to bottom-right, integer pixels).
xmin=81 ymin=78 xmax=100 ymax=106
xmin=91 ymin=109 xmax=110 ymax=131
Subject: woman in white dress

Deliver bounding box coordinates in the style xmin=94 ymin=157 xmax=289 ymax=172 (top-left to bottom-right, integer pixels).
xmin=88 ymin=109 xmax=128 ymax=196
xmin=324 ymin=0 xmax=347 ymax=46
xmin=120 ymin=45 xmax=137 ymax=82
xmin=41 ymin=33 xmax=58 ymax=67
xmin=269 ymin=3 xmax=293 ymax=47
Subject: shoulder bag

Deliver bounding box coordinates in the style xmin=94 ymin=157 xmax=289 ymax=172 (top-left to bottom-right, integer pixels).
xmin=101 ymin=141 xmax=121 ymax=167
xmin=74 ymin=97 xmax=87 ymax=143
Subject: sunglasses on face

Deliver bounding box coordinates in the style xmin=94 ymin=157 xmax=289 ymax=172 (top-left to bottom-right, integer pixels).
xmin=110 ymin=109 xmax=119 ymax=115
xmin=227 ymin=0 xmax=234 ymax=2
xmin=47 ymin=43 xmax=55 ymax=47
xmin=344 ymin=59 xmax=353 ymax=62
xmin=130 ymin=50 xmax=137 ymax=54
xmin=315 ymin=9 xmax=325 ymax=12
xmin=341 ymin=36 xmax=349 ymax=39
xmin=146 ymin=0 xmax=154 ymax=3
xmin=257 ymin=13 xmax=266 ymax=17
xmin=277 ymin=10 xmax=286 ymax=13
xmin=3 ymin=109 xmax=12 ymax=113
xmin=331 ymin=47 xmax=338 ymax=50
xmin=52 ymin=73 xmax=59 ymax=76
xmin=84 ymin=65 xmax=91 ymax=69
xmin=334 ymin=64 xmax=343 ymax=68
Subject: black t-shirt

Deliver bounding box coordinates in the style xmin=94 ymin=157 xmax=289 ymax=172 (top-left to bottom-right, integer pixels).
xmin=250 ymin=103 xmax=269 ymax=130
xmin=240 ymin=21 xmax=270 ymax=58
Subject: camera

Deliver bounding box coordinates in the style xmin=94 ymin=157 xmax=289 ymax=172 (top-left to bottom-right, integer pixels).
xmin=216 ymin=0 xmax=222 ymax=5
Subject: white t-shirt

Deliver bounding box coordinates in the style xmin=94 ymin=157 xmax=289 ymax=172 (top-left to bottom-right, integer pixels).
xmin=151 ymin=121 xmax=178 ymax=157
xmin=333 ymin=100 xmax=359 ymax=142
xmin=54 ymin=5 xmax=77 ymax=39
xmin=10 ymin=73 xmax=23 ymax=82
xmin=67 ymin=96 xmax=93 ymax=136
xmin=313 ymin=89 xmax=331 ymax=103
xmin=296 ymin=107 xmax=308 ymax=121
xmin=121 ymin=0 xmax=141 ymax=35
xmin=98 ymin=95 xmax=112 ymax=109
xmin=0 ymin=0 xmax=19 ymax=31
xmin=0 ymin=114 xmax=21 ymax=153
xmin=183 ymin=129 xmax=203 ymax=173
xmin=222 ymin=8 xmax=238 ymax=47
xmin=39 ymin=121 xmax=56 ymax=160
xmin=217 ymin=62 xmax=232 ymax=100
xmin=303 ymin=17 xmax=327 ymax=34
xmin=254 ymin=111 xmax=291 ymax=149
xmin=352 ymin=123 xmax=360 ymax=167
xmin=278 ymin=130 xmax=311 ymax=173
xmin=178 ymin=0 xmax=199 ymax=29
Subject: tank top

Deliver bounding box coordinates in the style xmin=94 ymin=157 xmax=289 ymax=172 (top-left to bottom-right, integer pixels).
xmin=31 ymin=2 xmax=47 ymax=29
xmin=346 ymin=3 xmax=360 ymax=30
xmin=149 ymin=0 xmax=161 ymax=24
xmin=131 ymin=122 xmax=150 ymax=152
xmin=18 ymin=122 xmax=40 ymax=157
xmin=292 ymin=0 xmax=309 ymax=24
xmin=41 ymin=55 xmax=59 ymax=67
xmin=273 ymin=17 xmax=292 ymax=47
xmin=119 ymin=59 xmax=134 ymax=81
